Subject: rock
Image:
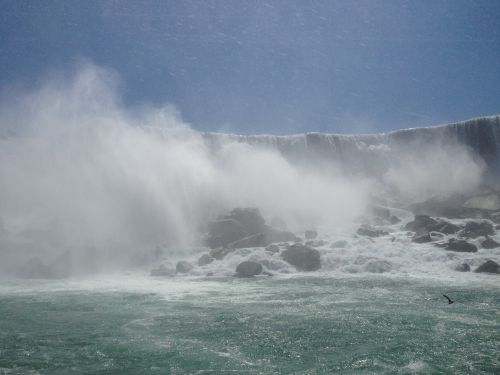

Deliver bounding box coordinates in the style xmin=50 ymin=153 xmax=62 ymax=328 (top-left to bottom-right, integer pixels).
xmin=404 ymin=215 xmax=438 ymax=232
xmin=408 ymin=194 xmax=467 ymax=218
xmin=228 ymin=232 xmax=267 ymax=249
xmin=445 ymin=239 xmax=478 ymax=253
xmin=150 ymin=264 xmax=176 ymax=277
xmin=198 ymin=254 xmax=214 ymax=266
xmin=305 ymin=240 xmax=327 ymax=247
xmin=176 ymin=261 xmax=194 ymax=273
xmin=412 ymin=232 xmax=433 ymax=243
xmin=389 ymin=215 xmax=401 ymax=224
xmin=265 ymin=228 xmax=298 ymax=243
xmin=364 ymin=260 xmax=392 ymax=273
xmin=481 ymin=236 xmax=500 ymax=249
xmin=455 ymin=263 xmax=471 ymax=272
xmin=356 ymin=225 xmax=388 ymax=238
xmin=460 ymin=221 xmax=494 ymax=238
xmin=404 ymin=215 xmax=460 ymax=234
xmin=331 ymin=240 xmax=348 ymax=248
xmin=474 ymin=260 xmax=500 ymax=274
xmin=209 ymin=247 xmax=236 ymax=260
xmin=265 ymin=244 xmax=280 ymax=253
xmin=206 ymin=219 xmax=248 ymax=249
xmin=281 ymin=244 xmax=321 ymax=271
xmin=224 ymin=208 xmax=266 ymax=235
xmin=235 ymin=261 xmax=263 ymax=277
xmin=305 ymin=230 xmax=318 ymax=240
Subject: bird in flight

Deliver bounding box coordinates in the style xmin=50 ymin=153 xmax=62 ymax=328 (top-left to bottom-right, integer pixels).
xmin=443 ymin=294 xmax=454 ymax=304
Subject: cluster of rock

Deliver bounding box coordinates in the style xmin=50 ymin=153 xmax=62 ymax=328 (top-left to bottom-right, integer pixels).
xmin=151 ymin=208 xmax=321 ymax=278
xmin=401 ymin=214 xmax=499 ymax=274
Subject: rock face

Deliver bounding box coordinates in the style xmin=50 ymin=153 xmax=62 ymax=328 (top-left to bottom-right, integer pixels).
xmin=235 ymin=261 xmax=263 ymax=277
xmin=356 ymin=225 xmax=388 ymax=238
xmin=460 ymin=221 xmax=494 ymax=238
xmin=481 ymin=236 xmax=500 ymax=249
xmin=176 ymin=261 xmax=194 ymax=273
xmin=445 ymin=239 xmax=478 ymax=253
xmin=281 ymin=244 xmax=321 ymax=271
xmin=474 ymin=260 xmax=500 ymax=274
xmin=305 ymin=230 xmax=318 ymax=240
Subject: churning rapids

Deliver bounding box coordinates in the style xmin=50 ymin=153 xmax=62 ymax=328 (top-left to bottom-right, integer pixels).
xmin=0 ymin=69 xmax=499 ymax=374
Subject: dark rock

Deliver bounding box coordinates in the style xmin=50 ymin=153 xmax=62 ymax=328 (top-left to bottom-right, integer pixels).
xmin=455 ymin=263 xmax=470 ymax=272
xmin=150 ymin=264 xmax=176 ymax=277
xmin=474 ymin=260 xmax=500 ymax=274
xmin=404 ymin=215 xmax=438 ymax=232
xmin=206 ymin=219 xmax=248 ymax=249
xmin=356 ymin=225 xmax=388 ymax=238
xmin=460 ymin=221 xmax=494 ymax=238
xmin=229 ymin=232 xmax=267 ymax=249
xmin=408 ymin=194 xmax=466 ymax=218
xmin=445 ymin=239 xmax=478 ymax=253
xmin=235 ymin=261 xmax=263 ymax=277
xmin=434 ymin=221 xmax=461 ymax=234
xmin=412 ymin=233 xmax=433 ymax=243
xmin=198 ymin=254 xmax=214 ymax=266
xmin=481 ymin=236 xmax=500 ymax=249
xmin=223 ymin=208 xmax=266 ymax=235
xmin=265 ymin=244 xmax=280 ymax=253
xmin=209 ymin=247 xmax=236 ymax=260
xmin=281 ymin=244 xmax=321 ymax=271
xmin=265 ymin=228 xmax=298 ymax=243
xmin=389 ymin=215 xmax=401 ymax=224
xmin=305 ymin=230 xmax=318 ymax=240
xmin=176 ymin=261 xmax=194 ymax=273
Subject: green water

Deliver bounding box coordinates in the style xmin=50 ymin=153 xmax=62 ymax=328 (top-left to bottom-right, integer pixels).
xmin=0 ymin=276 xmax=498 ymax=374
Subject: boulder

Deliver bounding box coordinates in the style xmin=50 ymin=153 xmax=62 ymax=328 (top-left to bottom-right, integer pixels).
xmin=176 ymin=261 xmax=194 ymax=273
xmin=229 ymin=232 xmax=267 ymax=249
xmin=481 ymin=236 xmax=500 ymax=249
xmin=265 ymin=228 xmax=298 ymax=243
xmin=474 ymin=260 xmax=500 ymax=274
xmin=224 ymin=208 xmax=266 ymax=235
xmin=455 ymin=263 xmax=471 ymax=272
xmin=281 ymin=244 xmax=321 ymax=271
xmin=198 ymin=254 xmax=214 ymax=266
xmin=235 ymin=261 xmax=263 ymax=277
xmin=460 ymin=221 xmax=494 ymax=238
xmin=150 ymin=264 xmax=176 ymax=277
xmin=206 ymin=219 xmax=248 ymax=249
xmin=209 ymin=247 xmax=236 ymax=260
xmin=389 ymin=215 xmax=401 ymax=224
xmin=305 ymin=230 xmax=318 ymax=240
xmin=445 ymin=239 xmax=478 ymax=253
xmin=265 ymin=244 xmax=280 ymax=253
xmin=356 ymin=225 xmax=388 ymax=238
xmin=412 ymin=232 xmax=433 ymax=243
xmin=404 ymin=215 xmax=460 ymax=234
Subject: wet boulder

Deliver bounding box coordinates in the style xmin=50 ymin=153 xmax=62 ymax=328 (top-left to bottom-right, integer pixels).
xmin=356 ymin=225 xmax=388 ymax=238
xmin=281 ymin=244 xmax=321 ymax=271
xmin=460 ymin=221 xmax=494 ymax=239
xmin=224 ymin=208 xmax=266 ymax=234
xmin=176 ymin=261 xmax=194 ymax=273
xmin=445 ymin=239 xmax=478 ymax=253
xmin=455 ymin=263 xmax=471 ymax=272
xmin=235 ymin=261 xmax=263 ymax=277
xmin=265 ymin=244 xmax=280 ymax=253
xmin=412 ymin=232 xmax=433 ymax=243
xmin=474 ymin=260 xmax=500 ymax=274
xmin=404 ymin=215 xmax=460 ymax=234
xmin=198 ymin=254 xmax=215 ymax=266
xmin=481 ymin=236 xmax=500 ymax=249
xmin=206 ymin=219 xmax=248 ymax=249
xmin=229 ymin=233 xmax=267 ymax=249
xmin=209 ymin=247 xmax=236 ymax=260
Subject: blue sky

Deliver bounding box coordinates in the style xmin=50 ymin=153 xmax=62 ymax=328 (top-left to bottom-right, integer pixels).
xmin=1 ymin=0 xmax=499 ymax=134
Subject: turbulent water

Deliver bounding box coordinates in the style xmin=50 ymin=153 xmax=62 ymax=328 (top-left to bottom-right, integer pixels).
xmin=0 ymin=274 xmax=499 ymax=374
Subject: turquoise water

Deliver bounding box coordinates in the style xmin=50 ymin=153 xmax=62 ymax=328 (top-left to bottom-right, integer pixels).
xmin=0 ymin=275 xmax=498 ymax=374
